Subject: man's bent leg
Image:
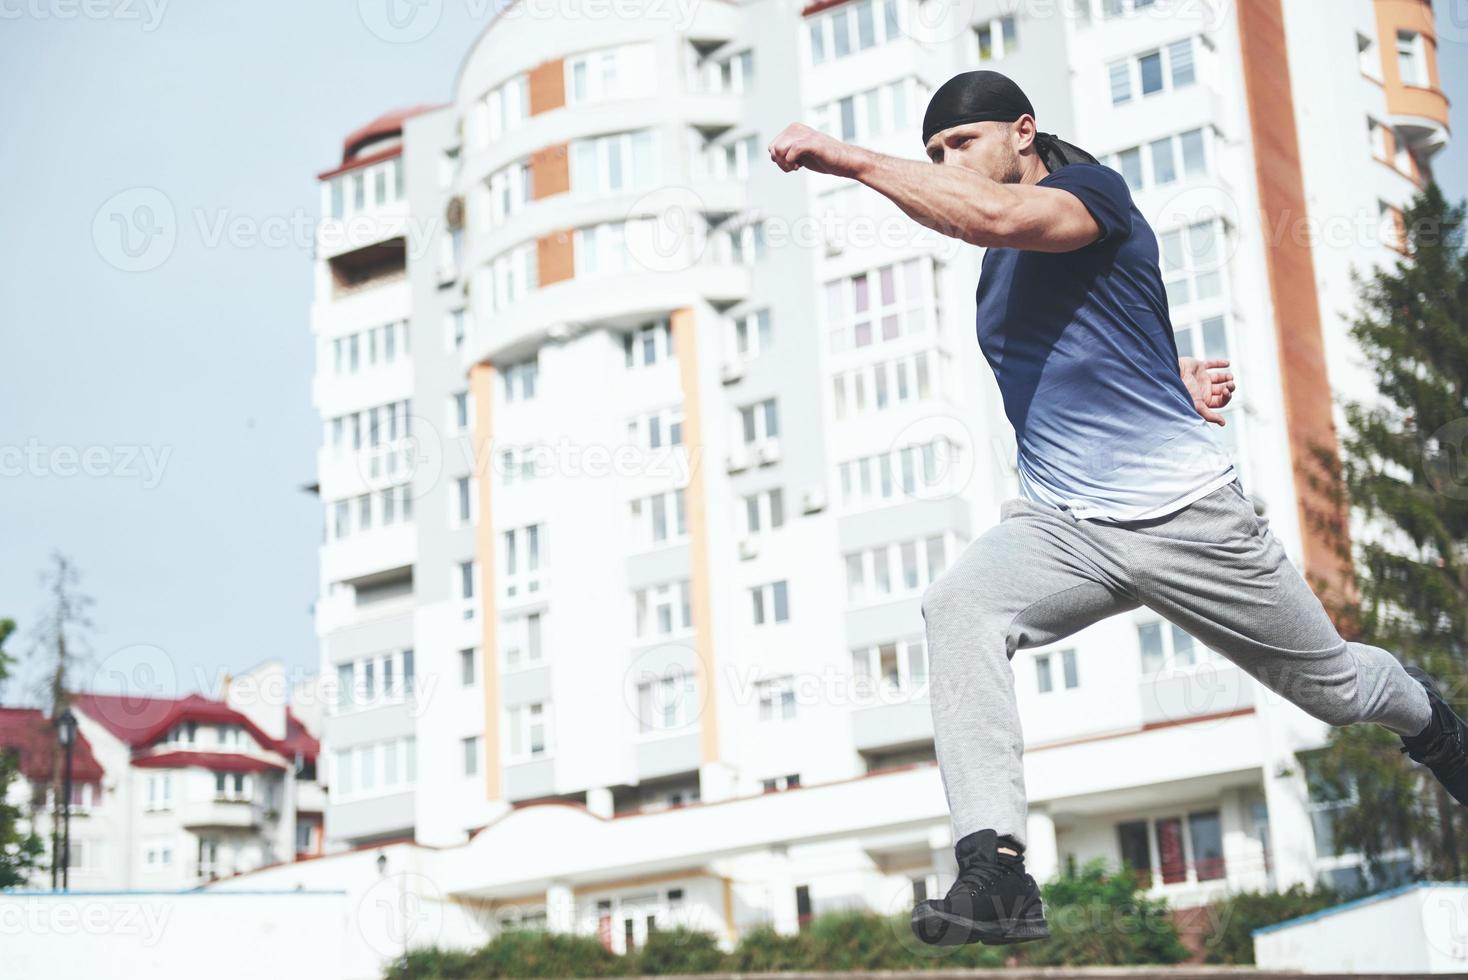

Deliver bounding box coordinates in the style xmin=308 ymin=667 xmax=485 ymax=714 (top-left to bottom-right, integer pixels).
xmin=1123 ymin=481 xmax=1431 ymax=737
xmin=922 ymin=499 xmax=1139 ymax=848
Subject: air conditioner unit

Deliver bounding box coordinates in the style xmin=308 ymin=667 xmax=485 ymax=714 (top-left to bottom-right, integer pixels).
xmin=726 ymin=448 xmax=750 ymax=473
xmin=738 ymin=537 xmax=759 ymax=561
xmin=720 ymin=361 xmax=745 ymax=385
xmin=801 ymin=487 xmax=827 ymax=514
xmin=756 ymin=438 xmax=781 ymax=466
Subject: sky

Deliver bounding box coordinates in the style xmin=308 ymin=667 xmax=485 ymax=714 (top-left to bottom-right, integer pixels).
xmin=0 ymin=2 xmax=1464 ymax=706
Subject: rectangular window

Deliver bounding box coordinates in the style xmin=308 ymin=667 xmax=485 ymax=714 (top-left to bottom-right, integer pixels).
xmin=1036 ymin=653 xmax=1053 ymax=693
xmin=1168 ymin=39 xmax=1195 ymax=88
xmin=1397 ymin=30 xmax=1426 ymax=87
xmin=462 ymin=735 xmax=480 ymax=776
xmin=1109 ymin=61 xmax=1132 ymax=105
xmin=460 ymin=647 xmax=476 ymax=686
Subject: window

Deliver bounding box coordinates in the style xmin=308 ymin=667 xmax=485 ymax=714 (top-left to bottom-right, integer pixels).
xmin=503 ymin=612 xmax=545 ymax=671
xmin=633 ymin=580 xmax=693 ymax=639
xmin=834 ymin=351 xmax=943 ymax=420
xmin=458 ymin=560 xmax=477 ymax=602
xmin=736 ymin=399 xmax=779 ymax=446
xmin=213 ymin=771 xmax=249 ymax=802
xmin=851 ymin=638 xmax=929 ymax=697
xmin=1172 ymin=315 xmax=1230 ymax=362
xmin=501 ymin=523 xmax=545 ymax=597
xmin=451 ymin=391 xmax=471 ymax=432
xmin=807 ymin=0 xmax=903 ymax=65
xmin=462 ymin=735 xmax=481 ymax=776
xmin=750 ymin=580 xmax=791 ymax=625
xmin=1158 ymin=220 xmax=1225 ymax=308
xmin=1036 ymin=649 xmax=1079 ymax=692
xmin=477 ymin=74 xmax=529 ymax=143
xmin=460 ymin=647 xmax=477 ymax=686
xmin=718 ymin=220 xmax=766 ymax=265
xmin=627 ymin=407 xmax=684 ymax=451
xmin=699 ymin=133 xmax=758 ymax=180
xmin=143 ymin=840 xmax=174 ymax=869
xmin=636 ymin=670 xmax=698 ymax=733
xmin=502 ymin=358 xmax=538 ymax=402
xmin=838 ymin=439 xmax=960 ymax=509
xmin=630 ymin=489 xmax=688 ymax=548
xmin=823 ymin=258 xmax=931 ymax=353
xmin=811 ymin=78 xmax=925 ymax=146
xmin=1108 ymin=38 xmax=1199 ymax=106
xmin=485 ymin=243 xmax=537 ymax=314
xmin=729 ymin=309 xmax=772 ymax=361
xmin=1397 ymin=30 xmax=1427 ymax=87
xmin=742 ymin=488 xmax=785 ymax=535
xmin=762 ymin=773 xmax=800 ymax=792
xmin=1138 ymin=620 xmax=1213 ymax=673
xmin=975 ymin=16 xmax=1017 ymax=62
xmin=566 ymin=43 xmax=656 ymax=105
xmin=446 ymin=308 xmax=466 ymax=351
xmin=699 ymin=47 xmax=754 ymax=94
xmin=484 ymin=160 xmax=532 ymax=229
xmin=1107 ymin=128 xmax=1209 ymax=193
xmin=497 ymin=445 xmax=542 ymax=485
xmin=570 ymin=130 xmax=658 ymax=197
xmin=453 ymin=476 xmax=474 ymax=525
xmin=145 ymin=772 xmax=173 ymax=811
xmin=1357 ymin=31 xmax=1380 ymax=80
xmin=756 ymin=676 xmax=797 ymax=721
xmin=845 ymin=535 xmax=957 ymax=604
xmin=331 ymin=320 xmax=409 ymax=377
xmin=507 ymin=703 xmax=550 ymax=760
xmin=623 ymin=321 xmax=674 ymax=369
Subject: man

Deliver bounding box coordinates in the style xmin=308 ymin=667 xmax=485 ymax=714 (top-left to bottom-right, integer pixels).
xmin=769 ymin=71 xmax=1468 ymax=947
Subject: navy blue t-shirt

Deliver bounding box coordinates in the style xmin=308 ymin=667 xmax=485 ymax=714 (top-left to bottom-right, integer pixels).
xmin=973 ymin=163 xmax=1233 ymax=520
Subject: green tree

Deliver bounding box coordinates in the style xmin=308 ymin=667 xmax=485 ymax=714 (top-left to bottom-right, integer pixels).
xmin=0 ymin=616 xmax=45 ymax=890
xmin=1308 ymin=183 xmax=1468 ymax=882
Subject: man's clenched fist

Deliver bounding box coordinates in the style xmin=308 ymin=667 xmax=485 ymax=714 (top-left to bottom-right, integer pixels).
xmin=767 ymin=123 xmax=869 ymax=179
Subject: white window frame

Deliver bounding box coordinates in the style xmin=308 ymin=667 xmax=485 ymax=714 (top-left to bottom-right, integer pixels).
xmin=756 ymin=675 xmax=797 ymax=722
xmin=850 ymin=637 xmax=929 ymax=698
xmin=749 ymin=580 xmax=791 ymax=626
xmin=633 ymin=580 xmax=693 ymax=640
xmin=742 ymin=488 xmax=785 ymax=535
xmin=636 ymin=670 xmax=698 ymax=734
xmin=975 ymin=15 xmax=1017 ymax=62
xmin=503 ymin=611 xmax=546 ymax=672
xmin=837 ymin=438 xmax=962 ymax=510
xmin=822 ymin=257 xmax=932 ymax=354
xmin=501 ymin=523 xmax=546 ymax=598
xmin=844 ymin=534 xmax=959 ymax=606
xmin=629 ymin=488 xmax=689 ymax=549
xmin=505 ymin=703 xmax=551 ymax=761
xmin=806 ymin=0 xmax=904 ymax=66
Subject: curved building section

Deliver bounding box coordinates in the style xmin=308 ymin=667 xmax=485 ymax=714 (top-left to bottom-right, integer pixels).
xmin=1373 ymin=0 xmax=1451 ymax=155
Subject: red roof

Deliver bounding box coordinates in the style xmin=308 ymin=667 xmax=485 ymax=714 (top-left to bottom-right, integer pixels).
xmin=0 ymin=708 xmax=105 ymax=784
xmin=132 ymin=751 xmax=284 ymax=774
xmin=340 ymin=104 xmax=441 ymax=164
xmin=72 ymin=692 xmax=318 ymax=764
xmin=278 ymin=710 xmax=320 ymax=764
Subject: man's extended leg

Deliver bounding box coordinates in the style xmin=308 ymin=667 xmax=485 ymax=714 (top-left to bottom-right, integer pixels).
xmin=1119 ymin=479 xmax=1432 ymax=737
xmin=921 ymin=497 xmax=1140 ymax=848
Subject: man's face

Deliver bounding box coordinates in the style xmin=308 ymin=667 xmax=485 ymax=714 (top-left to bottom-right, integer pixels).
xmin=924 ymin=119 xmax=1026 ymax=183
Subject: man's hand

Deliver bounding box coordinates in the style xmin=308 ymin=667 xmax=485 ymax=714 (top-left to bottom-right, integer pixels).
xmin=768 ymin=123 xmax=871 ymax=179
xmin=1179 ymin=357 xmax=1236 ymax=426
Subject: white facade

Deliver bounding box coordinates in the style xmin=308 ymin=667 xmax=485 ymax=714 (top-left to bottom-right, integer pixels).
xmin=3 ymin=661 xmax=326 ymax=891
xmin=300 ymin=0 xmax=1451 ymax=955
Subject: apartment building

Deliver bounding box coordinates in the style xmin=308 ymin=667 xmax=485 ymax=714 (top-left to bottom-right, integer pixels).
xmin=1 ymin=661 xmax=325 ymax=889
xmin=289 ymin=0 xmax=1451 ymax=958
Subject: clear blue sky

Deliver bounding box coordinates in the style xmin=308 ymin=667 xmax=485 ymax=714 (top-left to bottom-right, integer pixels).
xmin=0 ymin=4 xmax=1464 ymax=703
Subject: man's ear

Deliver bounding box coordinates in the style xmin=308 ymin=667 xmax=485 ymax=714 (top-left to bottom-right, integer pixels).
xmin=1013 ymin=115 xmax=1038 ymax=154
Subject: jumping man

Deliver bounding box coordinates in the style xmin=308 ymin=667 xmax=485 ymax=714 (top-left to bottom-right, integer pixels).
xmin=768 ymin=71 xmax=1468 ymax=946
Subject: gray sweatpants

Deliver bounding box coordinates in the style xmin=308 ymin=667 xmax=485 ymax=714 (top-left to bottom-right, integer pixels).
xmin=921 ymin=477 xmax=1432 ymax=847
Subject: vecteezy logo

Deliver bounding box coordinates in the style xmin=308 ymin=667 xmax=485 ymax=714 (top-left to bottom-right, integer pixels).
xmin=1425 ymin=418 xmax=1468 ymax=500
xmin=86 ymin=644 xmax=180 ymax=738
xmin=1437 ymin=0 xmax=1468 ymax=44
xmin=624 ymin=186 xmax=710 ymax=274
xmin=92 ymin=188 xmax=177 ymax=272
xmin=358 ymin=0 xmax=442 ymax=43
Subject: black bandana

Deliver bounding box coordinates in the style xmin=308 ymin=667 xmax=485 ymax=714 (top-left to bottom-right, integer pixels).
xmin=921 ymin=70 xmax=1097 ymax=173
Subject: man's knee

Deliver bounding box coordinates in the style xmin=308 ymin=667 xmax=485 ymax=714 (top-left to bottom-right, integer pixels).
xmin=922 ymin=565 xmax=998 ymax=626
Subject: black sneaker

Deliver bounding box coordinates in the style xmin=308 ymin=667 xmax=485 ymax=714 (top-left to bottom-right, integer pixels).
xmin=1400 ymin=665 xmax=1468 ymax=805
xmin=910 ymin=828 xmax=1050 ymax=946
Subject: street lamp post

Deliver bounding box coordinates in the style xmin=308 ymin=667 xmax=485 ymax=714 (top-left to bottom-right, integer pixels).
xmin=54 ymin=709 xmax=77 ymax=892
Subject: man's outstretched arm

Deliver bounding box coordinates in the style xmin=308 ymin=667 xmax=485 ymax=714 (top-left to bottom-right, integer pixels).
xmin=1179 ymin=357 xmax=1237 ymax=425
xmin=767 ymin=123 xmax=1100 ymax=253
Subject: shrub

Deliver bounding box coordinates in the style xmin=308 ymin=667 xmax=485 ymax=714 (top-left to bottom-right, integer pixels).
xmin=632 ymin=926 xmax=729 ymax=975
xmin=1199 ymin=883 xmax=1340 ymax=964
xmin=726 ymin=924 xmax=811 ymax=973
xmin=1016 ymin=859 xmax=1190 ymax=966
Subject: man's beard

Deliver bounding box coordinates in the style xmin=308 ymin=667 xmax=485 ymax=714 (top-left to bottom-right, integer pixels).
xmin=998 ymin=151 xmax=1024 ymax=184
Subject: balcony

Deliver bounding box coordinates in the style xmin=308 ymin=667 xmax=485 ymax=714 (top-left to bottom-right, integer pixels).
xmin=180 ymin=796 xmax=260 ymax=831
